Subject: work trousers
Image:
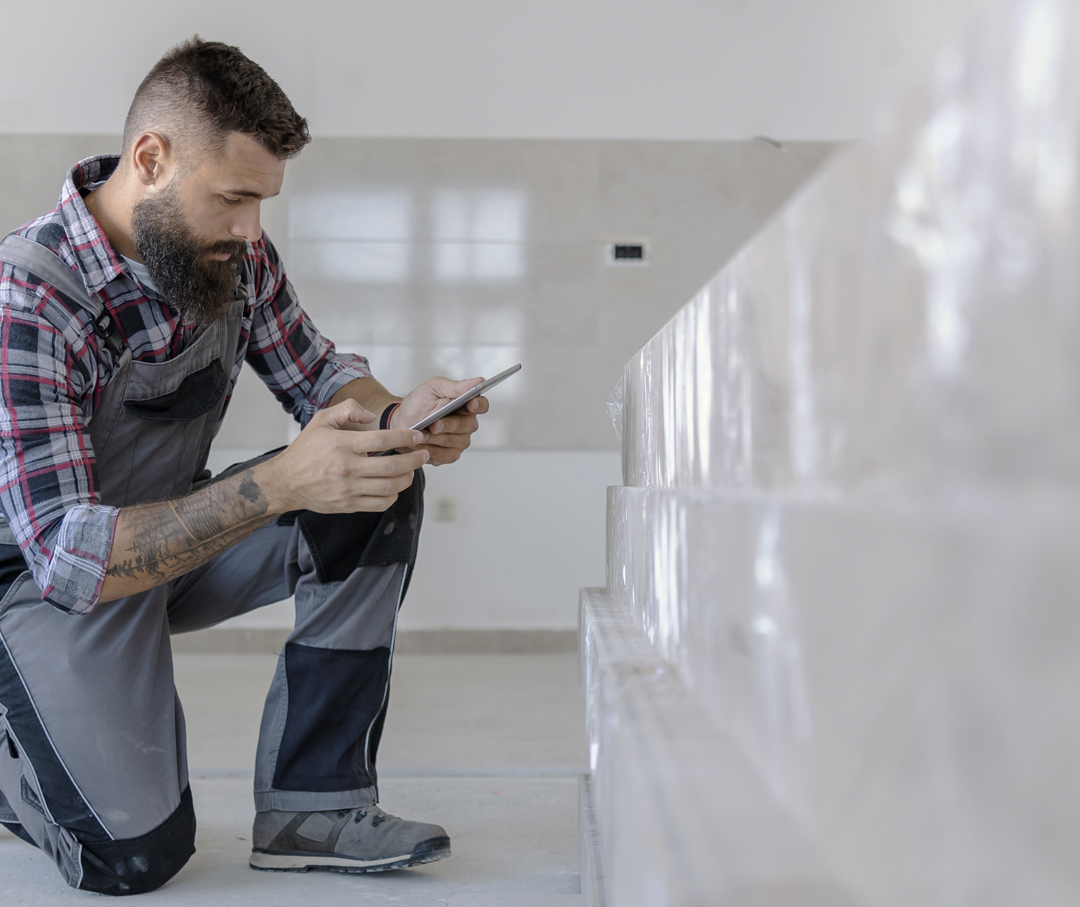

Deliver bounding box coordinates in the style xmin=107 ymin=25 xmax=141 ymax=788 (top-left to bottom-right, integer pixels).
xmin=0 ymin=465 xmax=423 ymax=895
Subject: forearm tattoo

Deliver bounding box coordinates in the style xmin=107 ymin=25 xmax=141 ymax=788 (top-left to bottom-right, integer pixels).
xmin=106 ymin=469 xmax=274 ymax=586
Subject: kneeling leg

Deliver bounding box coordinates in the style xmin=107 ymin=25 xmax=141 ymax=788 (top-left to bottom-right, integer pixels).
xmin=0 ymin=577 xmax=195 ymax=894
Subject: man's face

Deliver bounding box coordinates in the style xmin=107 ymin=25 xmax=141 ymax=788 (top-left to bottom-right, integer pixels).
xmin=131 ymin=132 xmax=286 ymax=323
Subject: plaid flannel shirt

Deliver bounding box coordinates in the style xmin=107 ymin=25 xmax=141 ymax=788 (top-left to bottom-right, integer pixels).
xmin=0 ymin=155 xmax=372 ymax=615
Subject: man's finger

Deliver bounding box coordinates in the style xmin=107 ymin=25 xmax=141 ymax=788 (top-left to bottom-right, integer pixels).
xmin=344 ymin=494 xmax=400 ymax=513
xmin=424 ymin=375 xmax=484 ymax=400
xmin=429 ymin=412 xmax=480 ymax=436
xmin=418 ymin=429 xmax=472 ymax=451
xmin=419 ymin=441 xmax=468 ymax=466
xmin=443 ymin=396 xmax=487 ymax=425
xmin=344 ymin=429 xmax=425 ymax=454
xmin=358 ymin=449 xmax=431 ymax=475
xmin=353 ymin=473 xmax=416 ymax=497
xmin=377 ymin=449 xmax=430 ymax=472
xmin=320 ymin=398 xmax=377 ymax=429
xmin=466 ymin=395 xmax=490 ymax=415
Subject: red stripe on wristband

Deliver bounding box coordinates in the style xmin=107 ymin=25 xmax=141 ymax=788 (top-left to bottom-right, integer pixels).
xmin=380 ymin=402 xmax=401 ymax=431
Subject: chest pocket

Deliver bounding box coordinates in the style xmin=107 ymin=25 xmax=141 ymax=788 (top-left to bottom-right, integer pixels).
xmin=90 ymin=300 xmax=244 ymax=507
xmin=123 ymin=360 xmax=228 ymax=422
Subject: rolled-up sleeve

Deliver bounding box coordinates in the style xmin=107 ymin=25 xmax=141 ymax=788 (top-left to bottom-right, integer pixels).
xmin=0 ymin=279 xmax=118 ymax=614
xmin=244 ymin=237 xmax=372 ymax=426
xmin=31 ymin=505 xmax=119 ymax=614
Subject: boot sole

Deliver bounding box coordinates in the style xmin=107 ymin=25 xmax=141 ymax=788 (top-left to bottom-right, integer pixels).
xmin=249 ymin=835 xmax=450 ymax=873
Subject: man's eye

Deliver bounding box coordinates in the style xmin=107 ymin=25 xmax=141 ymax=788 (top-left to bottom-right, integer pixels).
xmin=223 ymin=196 xmax=242 ymax=205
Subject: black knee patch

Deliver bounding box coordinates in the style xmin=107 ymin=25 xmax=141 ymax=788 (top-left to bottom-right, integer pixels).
xmin=297 ymin=467 xmax=425 ymax=583
xmin=272 ymin=642 xmax=390 ymax=792
xmin=78 ymin=786 xmax=196 ymax=896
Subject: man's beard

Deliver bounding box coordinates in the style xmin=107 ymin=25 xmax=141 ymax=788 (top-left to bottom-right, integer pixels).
xmin=131 ymin=183 xmax=246 ymax=323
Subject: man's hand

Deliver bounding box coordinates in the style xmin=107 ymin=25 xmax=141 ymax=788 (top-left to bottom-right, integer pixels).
xmin=391 ymin=376 xmax=489 ymax=466
xmin=99 ymin=400 xmax=425 ymax=605
xmin=257 ymin=399 xmax=429 ymax=513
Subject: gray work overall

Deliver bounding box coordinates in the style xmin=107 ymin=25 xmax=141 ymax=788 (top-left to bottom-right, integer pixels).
xmin=0 ymin=236 xmax=423 ymax=895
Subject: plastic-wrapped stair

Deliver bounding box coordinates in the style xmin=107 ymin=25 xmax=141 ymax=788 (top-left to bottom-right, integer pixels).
xmin=579 ymin=1 xmax=1080 ymax=904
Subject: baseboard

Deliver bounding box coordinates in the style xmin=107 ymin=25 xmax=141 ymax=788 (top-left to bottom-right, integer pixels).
xmin=395 ymin=629 xmax=578 ymax=654
xmin=171 ymin=627 xmax=577 ymax=655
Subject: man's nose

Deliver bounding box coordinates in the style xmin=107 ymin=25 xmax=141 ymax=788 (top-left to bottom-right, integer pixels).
xmin=231 ymin=205 xmax=262 ymax=243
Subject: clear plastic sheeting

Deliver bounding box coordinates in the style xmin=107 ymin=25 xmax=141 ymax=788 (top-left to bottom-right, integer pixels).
xmin=580 ymin=589 xmax=854 ymax=907
xmin=606 ymin=376 xmax=624 ymax=444
xmin=604 ymin=489 xmax=1080 ymax=905
xmin=578 ymin=773 xmax=609 ymax=907
xmin=584 ymin=1 xmax=1080 ymax=903
xmin=619 ymin=0 xmax=1080 ymax=496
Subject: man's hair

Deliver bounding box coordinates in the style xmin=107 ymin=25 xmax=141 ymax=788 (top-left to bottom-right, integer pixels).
xmin=122 ymin=36 xmax=310 ymax=162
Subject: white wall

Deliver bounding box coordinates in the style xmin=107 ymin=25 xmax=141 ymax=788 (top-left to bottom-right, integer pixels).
xmin=403 ymin=451 xmax=621 ymax=629
xmin=4 ymin=0 xmax=990 ymax=141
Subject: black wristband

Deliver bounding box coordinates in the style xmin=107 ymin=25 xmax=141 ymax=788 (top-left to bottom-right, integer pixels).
xmin=380 ymin=402 xmax=401 ymax=431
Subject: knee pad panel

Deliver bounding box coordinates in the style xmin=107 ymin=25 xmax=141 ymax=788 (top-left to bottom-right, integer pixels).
xmin=78 ymin=786 xmax=196 ymax=896
xmin=298 ymin=468 xmax=425 ymax=583
xmin=272 ymin=642 xmax=390 ymax=792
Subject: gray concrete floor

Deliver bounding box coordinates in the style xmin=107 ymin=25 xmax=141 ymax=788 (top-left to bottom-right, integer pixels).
xmin=0 ymin=653 xmax=588 ymax=905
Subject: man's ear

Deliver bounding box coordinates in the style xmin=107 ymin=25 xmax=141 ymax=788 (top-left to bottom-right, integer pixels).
xmin=130 ymin=132 xmax=175 ymax=189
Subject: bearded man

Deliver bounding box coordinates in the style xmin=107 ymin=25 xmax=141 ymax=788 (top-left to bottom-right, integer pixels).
xmin=0 ymin=37 xmax=485 ymax=894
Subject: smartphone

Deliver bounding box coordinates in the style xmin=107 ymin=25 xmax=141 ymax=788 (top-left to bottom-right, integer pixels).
xmin=409 ymin=363 xmax=521 ymax=431
xmin=374 ymin=363 xmax=522 ymax=455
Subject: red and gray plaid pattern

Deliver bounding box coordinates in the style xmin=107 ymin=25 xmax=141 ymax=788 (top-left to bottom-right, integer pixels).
xmin=0 ymin=155 xmax=372 ymax=614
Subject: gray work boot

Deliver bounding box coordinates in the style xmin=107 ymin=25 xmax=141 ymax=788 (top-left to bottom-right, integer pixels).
xmin=249 ymin=805 xmax=450 ymax=873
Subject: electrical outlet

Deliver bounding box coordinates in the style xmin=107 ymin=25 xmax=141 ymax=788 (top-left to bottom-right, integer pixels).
xmin=433 ymin=496 xmax=458 ymax=522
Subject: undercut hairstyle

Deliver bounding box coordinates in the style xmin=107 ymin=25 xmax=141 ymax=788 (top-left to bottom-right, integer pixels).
xmin=122 ymin=36 xmax=310 ymax=164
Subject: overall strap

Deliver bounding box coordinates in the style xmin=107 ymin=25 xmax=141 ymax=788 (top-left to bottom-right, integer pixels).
xmin=0 ymin=234 xmax=124 ymax=357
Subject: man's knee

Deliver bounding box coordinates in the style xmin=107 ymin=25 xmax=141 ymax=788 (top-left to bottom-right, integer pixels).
xmin=297 ymin=467 xmax=425 ymax=584
xmin=78 ymin=786 xmax=196 ymax=896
